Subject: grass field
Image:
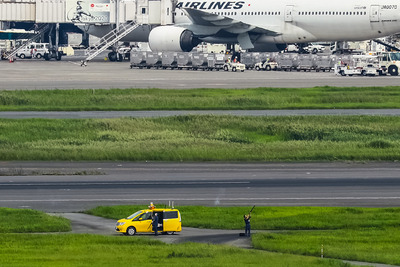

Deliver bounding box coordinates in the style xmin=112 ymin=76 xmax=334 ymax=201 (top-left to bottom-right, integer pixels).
xmin=0 ymin=234 xmax=350 ymax=267
xmin=0 ymin=208 xmax=349 ymax=267
xmin=0 ymin=208 xmax=70 ymax=233
xmin=87 ymin=205 xmax=400 ymax=265
xmin=1 ymin=115 xmax=400 ymax=161
xmin=1 ymin=87 xmax=400 ymax=111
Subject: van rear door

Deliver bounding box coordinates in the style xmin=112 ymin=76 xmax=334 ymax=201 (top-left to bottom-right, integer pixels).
xmin=163 ymin=210 xmax=181 ymax=232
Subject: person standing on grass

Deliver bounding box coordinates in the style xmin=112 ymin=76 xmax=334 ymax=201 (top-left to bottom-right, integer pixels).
xmin=152 ymin=213 xmax=159 ymax=236
xmin=244 ymin=213 xmax=251 ymax=237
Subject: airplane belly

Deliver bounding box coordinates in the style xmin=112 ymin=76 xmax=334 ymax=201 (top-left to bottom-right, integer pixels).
xmin=280 ymin=23 xmax=317 ymax=43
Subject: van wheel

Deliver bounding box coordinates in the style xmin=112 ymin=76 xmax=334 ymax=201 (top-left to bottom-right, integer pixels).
xmin=20 ymin=54 xmax=25 ymax=59
xmin=388 ymin=65 xmax=399 ymax=76
xmin=36 ymin=53 xmax=42 ymax=59
xmin=126 ymin=227 xmax=136 ymax=236
xmin=163 ymin=231 xmax=175 ymax=235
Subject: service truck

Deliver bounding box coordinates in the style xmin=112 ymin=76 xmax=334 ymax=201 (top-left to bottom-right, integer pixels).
xmin=378 ymin=52 xmax=400 ymax=76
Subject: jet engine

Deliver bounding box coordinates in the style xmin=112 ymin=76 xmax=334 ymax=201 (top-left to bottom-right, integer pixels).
xmin=148 ymin=26 xmax=198 ymax=52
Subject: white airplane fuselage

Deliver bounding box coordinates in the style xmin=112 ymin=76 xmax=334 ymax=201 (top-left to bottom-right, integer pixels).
xmin=85 ymin=0 xmax=400 ymax=52
xmin=175 ymin=0 xmax=400 ymax=43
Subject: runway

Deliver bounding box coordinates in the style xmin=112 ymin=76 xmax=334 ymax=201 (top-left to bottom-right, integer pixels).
xmin=1 ymin=162 xmax=400 ymax=212
xmin=1 ymin=60 xmax=400 ymax=89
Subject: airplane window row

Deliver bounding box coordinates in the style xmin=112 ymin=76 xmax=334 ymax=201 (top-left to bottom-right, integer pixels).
xmin=298 ymin=11 xmax=367 ymax=16
xmin=241 ymin=11 xmax=281 ymax=16
xmin=212 ymin=11 xmax=281 ymax=16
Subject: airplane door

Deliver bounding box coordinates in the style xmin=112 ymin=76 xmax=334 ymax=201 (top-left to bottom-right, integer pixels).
xmin=285 ymin=5 xmax=294 ymax=22
xmin=370 ymin=5 xmax=380 ymax=22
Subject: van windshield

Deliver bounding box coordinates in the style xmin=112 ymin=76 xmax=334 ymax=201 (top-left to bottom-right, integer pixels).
xmin=390 ymin=53 xmax=400 ymax=61
xmin=127 ymin=210 xmax=142 ymax=220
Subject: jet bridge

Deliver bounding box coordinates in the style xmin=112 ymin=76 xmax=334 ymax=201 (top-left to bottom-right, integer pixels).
xmin=0 ymin=0 xmax=174 ymax=25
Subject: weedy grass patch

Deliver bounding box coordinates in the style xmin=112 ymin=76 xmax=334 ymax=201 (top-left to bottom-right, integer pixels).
xmin=1 ymin=115 xmax=400 ymax=161
xmin=0 ymin=234 xmax=351 ymax=267
xmin=0 ymin=208 xmax=70 ymax=233
xmin=1 ymin=87 xmax=400 ymax=110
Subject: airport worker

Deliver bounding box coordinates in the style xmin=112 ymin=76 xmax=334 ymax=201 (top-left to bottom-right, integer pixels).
xmin=244 ymin=213 xmax=251 ymax=237
xmin=152 ymin=213 xmax=159 ymax=236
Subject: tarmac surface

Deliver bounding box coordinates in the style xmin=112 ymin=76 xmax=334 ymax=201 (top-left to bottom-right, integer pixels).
xmin=2 ymin=55 xmax=400 ymax=89
xmin=2 ymin=161 xmax=400 ymax=212
xmin=57 ymin=213 xmax=253 ymax=248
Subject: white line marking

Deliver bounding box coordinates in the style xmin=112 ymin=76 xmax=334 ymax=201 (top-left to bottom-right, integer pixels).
xmin=1 ymin=197 xmax=400 ymax=202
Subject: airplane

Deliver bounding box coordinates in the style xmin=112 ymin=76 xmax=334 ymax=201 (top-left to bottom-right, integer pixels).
xmin=146 ymin=0 xmax=400 ymax=52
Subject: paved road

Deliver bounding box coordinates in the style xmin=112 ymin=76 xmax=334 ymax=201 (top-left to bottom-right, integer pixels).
xmin=1 ymin=60 xmax=400 ymax=89
xmin=1 ymin=162 xmax=400 ymax=212
xmin=57 ymin=213 xmax=253 ymax=248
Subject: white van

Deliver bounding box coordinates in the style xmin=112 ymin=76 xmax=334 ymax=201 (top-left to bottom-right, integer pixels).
xmin=16 ymin=42 xmax=49 ymax=59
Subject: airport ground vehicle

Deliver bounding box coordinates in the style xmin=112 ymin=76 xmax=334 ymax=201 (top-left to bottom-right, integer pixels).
xmin=223 ymin=61 xmax=245 ymax=72
xmin=115 ymin=208 xmax=182 ymax=236
xmin=254 ymin=59 xmax=278 ymax=71
xmin=336 ymin=65 xmax=362 ymax=76
xmin=43 ymin=47 xmax=63 ymax=61
xmin=304 ymin=44 xmax=326 ymax=54
xmin=357 ymin=56 xmax=380 ymax=76
xmin=16 ymin=42 xmax=49 ymax=59
xmin=378 ymin=52 xmax=400 ymax=76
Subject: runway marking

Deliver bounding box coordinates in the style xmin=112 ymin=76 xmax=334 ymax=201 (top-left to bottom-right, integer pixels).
xmin=1 ymin=197 xmax=400 ymax=202
xmin=0 ymin=181 xmax=249 ymax=186
xmin=68 ymin=61 xmax=83 ymax=66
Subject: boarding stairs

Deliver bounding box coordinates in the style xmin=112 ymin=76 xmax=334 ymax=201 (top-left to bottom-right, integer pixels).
xmin=81 ymin=21 xmax=140 ymax=66
xmin=5 ymin=24 xmax=50 ymax=60
xmin=373 ymin=38 xmax=400 ymax=52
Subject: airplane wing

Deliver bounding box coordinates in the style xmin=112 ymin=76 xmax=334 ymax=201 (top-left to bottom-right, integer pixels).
xmin=182 ymin=8 xmax=281 ymax=49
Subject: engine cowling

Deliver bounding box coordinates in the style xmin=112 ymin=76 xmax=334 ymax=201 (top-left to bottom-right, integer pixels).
xmin=148 ymin=26 xmax=197 ymax=52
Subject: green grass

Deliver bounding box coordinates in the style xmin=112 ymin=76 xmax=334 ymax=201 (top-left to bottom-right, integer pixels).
xmin=87 ymin=205 xmax=400 ymax=265
xmin=0 ymin=208 xmax=71 ymax=233
xmin=86 ymin=205 xmax=400 ymax=230
xmin=252 ymin=228 xmax=400 ymax=266
xmin=0 ymin=234 xmax=351 ymax=267
xmin=2 ymin=87 xmax=400 ymax=110
xmin=1 ymin=115 xmax=400 ymax=161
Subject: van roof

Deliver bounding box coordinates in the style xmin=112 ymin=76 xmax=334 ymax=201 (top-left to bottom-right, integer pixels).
xmin=142 ymin=208 xmax=179 ymax=212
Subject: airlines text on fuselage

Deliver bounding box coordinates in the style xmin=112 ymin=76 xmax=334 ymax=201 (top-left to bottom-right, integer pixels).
xmin=176 ymin=1 xmax=245 ymax=10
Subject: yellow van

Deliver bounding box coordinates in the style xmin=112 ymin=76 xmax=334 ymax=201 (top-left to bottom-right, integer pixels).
xmin=115 ymin=208 xmax=182 ymax=236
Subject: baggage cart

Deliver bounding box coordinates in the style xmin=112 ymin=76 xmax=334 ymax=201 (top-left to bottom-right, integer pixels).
xmin=146 ymin=52 xmax=162 ymax=69
xmin=130 ymin=51 xmax=146 ymax=69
